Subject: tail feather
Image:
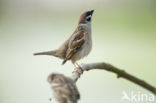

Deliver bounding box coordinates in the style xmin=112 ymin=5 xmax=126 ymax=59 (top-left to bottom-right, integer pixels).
xmin=34 ymin=50 xmax=66 ymax=62
xmin=33 ymin=50 xmax=57 ymax=56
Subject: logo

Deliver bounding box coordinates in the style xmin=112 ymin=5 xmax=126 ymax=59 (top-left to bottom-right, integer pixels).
xmin=121 ymin=91 xmax=155 ymax=102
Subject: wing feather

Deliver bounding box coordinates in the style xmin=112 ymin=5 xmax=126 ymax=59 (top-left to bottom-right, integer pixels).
xmin=62 ymin=28 xmax=85 ymax=64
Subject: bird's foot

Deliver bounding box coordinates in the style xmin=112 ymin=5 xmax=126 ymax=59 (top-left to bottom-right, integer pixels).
xmin=73 ymin=67 xmax=83 ymax=77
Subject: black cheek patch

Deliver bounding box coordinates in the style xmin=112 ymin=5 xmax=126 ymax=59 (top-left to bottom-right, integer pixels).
xmin=86 ymin=18 xmax=91 ymax=21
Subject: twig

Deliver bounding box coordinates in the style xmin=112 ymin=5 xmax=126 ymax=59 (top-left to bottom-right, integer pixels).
xmin=72 ymin=62 xmax=156 ymax=95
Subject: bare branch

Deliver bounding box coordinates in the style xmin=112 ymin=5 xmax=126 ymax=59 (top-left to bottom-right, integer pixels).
xmin=72 ymin=62 xmax=156 ymax=95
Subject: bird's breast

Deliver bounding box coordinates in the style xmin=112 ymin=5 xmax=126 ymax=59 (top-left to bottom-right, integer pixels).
xmin=80 ymin=34 xmax=92 ymax=58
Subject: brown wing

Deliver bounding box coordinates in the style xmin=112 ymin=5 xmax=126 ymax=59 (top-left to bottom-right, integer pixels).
xmin=68 ymin=83 xmax=80 ymax=103
xmin=63 ymin=77 xmax=80 ymax=103
xmin=62 ymin=29 xmax=85 ymax=65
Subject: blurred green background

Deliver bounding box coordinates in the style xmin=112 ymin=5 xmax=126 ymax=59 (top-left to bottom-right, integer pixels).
xmin=0 ymin=0 xmax=156 ymax=103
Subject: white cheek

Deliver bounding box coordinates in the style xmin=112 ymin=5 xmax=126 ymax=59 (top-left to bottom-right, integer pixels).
xmin=86 ymin=15 xmax=92 ymax=19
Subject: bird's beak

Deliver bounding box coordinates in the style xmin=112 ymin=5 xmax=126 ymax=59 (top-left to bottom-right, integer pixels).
xmin=90 ymin=10 xmax=94 ymax=16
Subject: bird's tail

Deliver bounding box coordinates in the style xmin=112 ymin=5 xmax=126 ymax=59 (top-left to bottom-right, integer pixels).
xmin=33 ymin=50 xmax=58 ymax=57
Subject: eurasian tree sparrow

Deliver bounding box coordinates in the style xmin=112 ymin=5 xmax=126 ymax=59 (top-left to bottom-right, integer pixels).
xmin=34 ymin=10 xmax=94 ymax=68
xmin=47 ymin=73 xmax=80 ymax=103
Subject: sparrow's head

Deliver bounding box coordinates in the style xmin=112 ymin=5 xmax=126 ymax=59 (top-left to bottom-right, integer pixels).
xmin=78 ymin=10 xmax=94 ymax=24
xmin=47 ymin=73 xmax=65 ymax=84
xmin=47 ymin=73 xmax=73 ymax=84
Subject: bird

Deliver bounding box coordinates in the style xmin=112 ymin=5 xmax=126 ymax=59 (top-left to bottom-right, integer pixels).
xmin=34 ymin=10 xmax=94 ymax=69
xmin=47 ymin=73 xmax=80 ymax=103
